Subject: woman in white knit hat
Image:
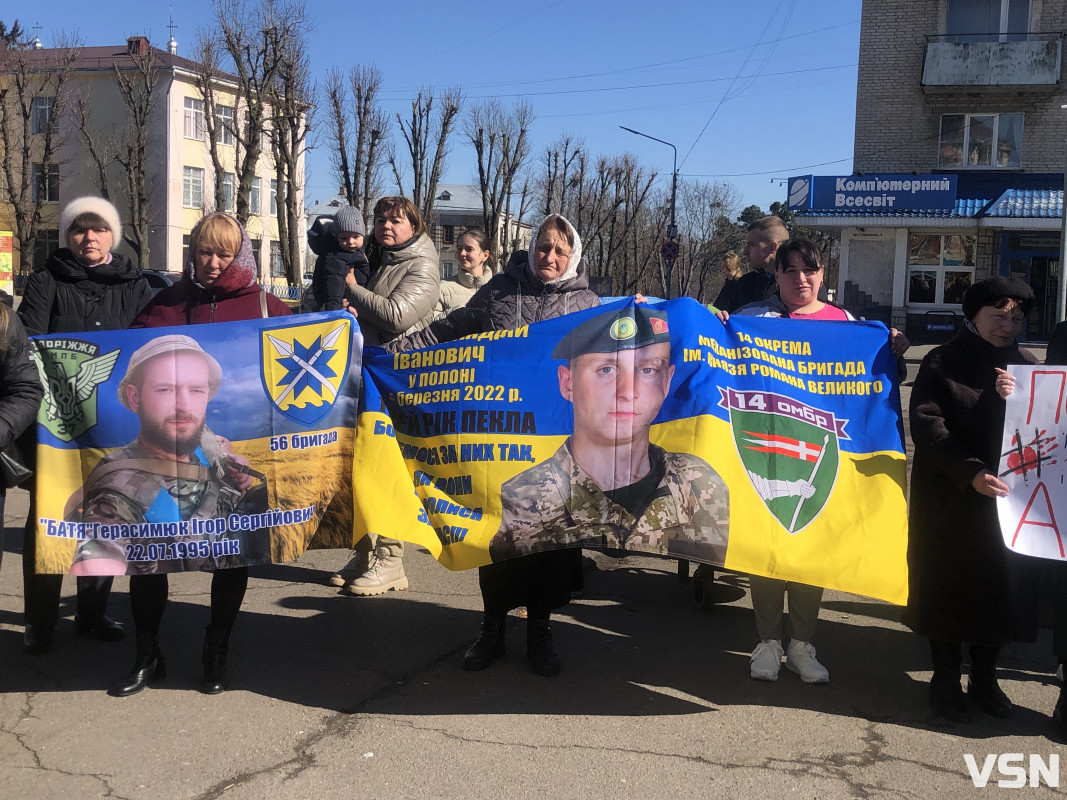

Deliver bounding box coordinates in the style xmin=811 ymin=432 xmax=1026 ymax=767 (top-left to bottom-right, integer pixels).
xmin=17 ymin=195 xmax=152 ymax=655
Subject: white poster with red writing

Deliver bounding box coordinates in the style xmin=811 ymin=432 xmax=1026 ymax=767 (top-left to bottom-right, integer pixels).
xmin=997 ymin=365 xmax=1066 ymax=560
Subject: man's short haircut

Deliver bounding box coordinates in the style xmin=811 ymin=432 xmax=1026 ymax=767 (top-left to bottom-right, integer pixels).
xmin=775 ymin=238 xmax=823 ymax=273
xmin=191 ymin=213 xmax=243 ymax=257
xmin=747 ymin=216 xmax=790 ymax=244
xmin=538 ymin=214 xmax=574 ymax=249
xmin=373 ymin=196 xmax=426 ymax=238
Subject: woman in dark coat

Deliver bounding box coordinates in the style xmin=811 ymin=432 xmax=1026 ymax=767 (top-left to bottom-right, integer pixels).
xmin=389 ymin=213 xmax=599 ymax=677
xmin=904 ymin=276 xmax=1038 ymax=723
xmin=109 ymin=212 xmax=291 ymax=697
xmin=18 ymin=196 xmax=152 ymax=654
xmin=0 ymin=305 xmax=45 ymax=569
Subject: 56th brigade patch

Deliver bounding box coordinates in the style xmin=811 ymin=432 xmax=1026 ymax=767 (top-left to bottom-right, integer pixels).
xmin=33 ymin=340 xmax=121 ymax=442
xmin=720 ymin=387 xmax=847 ymax=534
xmin=261 ymin=318 xmax=353 ymax=426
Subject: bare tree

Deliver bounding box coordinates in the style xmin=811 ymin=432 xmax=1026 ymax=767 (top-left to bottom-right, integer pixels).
xmin=0 ymin=34 xmax=79 ymax=274
xmin=192 ymin=28 xmax=229 ymax=211
xmin=266 ymin=9 xmax=312 ymax=284
xmin=72 ymin=94 xmax=113 ymax=201
xmin=671 ymin=178 xmax=743 ymax=302
xmin=389 ymin=87 xmax=461 ymax=227
xmin=465 ymin=98 xmax=533 ymax=267
xmin=324 ymin=64 xmax=388 ymax=219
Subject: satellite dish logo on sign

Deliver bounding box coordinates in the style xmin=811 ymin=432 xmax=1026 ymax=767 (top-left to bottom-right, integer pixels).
xmin=788 ymin=177 xmax=812 ymax=210
xmin=661 ymin=240 xmax=679 ymax=261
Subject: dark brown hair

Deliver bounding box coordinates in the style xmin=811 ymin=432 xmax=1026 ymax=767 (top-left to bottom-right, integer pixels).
xmin=457 ymin=228 xmax=496 ymax=270
xmin=775 ymin=238 xmax=823 ymax=272
xmin=373 ymin=196 xmax=426 ymax=238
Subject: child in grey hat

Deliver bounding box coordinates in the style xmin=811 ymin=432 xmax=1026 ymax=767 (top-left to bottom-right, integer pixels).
xmin=307 ymin=205 xmax=371 ymax=311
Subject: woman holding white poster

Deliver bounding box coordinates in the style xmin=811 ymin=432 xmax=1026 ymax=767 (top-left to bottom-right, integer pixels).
xmin=905 ymin=276 xmax=1039 ymax=725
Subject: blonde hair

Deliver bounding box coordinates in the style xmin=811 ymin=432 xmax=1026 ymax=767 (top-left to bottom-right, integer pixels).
xmin=721 ymin=251 xmax=742 ymax=279
xmin=191 ymin=213 xmax=243 ymax=256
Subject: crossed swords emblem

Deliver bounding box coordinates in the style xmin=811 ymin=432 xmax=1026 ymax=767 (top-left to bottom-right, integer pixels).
xmin=265 ymin=323 xmax=346 ymax=404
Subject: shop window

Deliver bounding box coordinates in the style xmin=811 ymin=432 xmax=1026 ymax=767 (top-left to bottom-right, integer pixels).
xmin=907 ymin=233 xmax=976 ymax=306
xmin=938 ymin=113 xmax=1022 ymax=168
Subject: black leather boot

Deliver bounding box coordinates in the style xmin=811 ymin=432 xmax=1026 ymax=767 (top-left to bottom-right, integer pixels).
xmin=76 ymin=614 xmax=126 ymax=642
xmin=108 ymin=634 xmax=165 ymax=697
xmin=968 ymin=645 xmax=1012 ymax=718
xmin=527 ymin=618 xmax=561 ymax=677
xmin=200 ymin=624 xmax=231 ymax=695
xmin=463 ymin=615 xmax=506 ymax=671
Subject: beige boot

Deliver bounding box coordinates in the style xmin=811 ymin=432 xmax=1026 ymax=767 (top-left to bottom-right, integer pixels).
xmin=343 ymin=539 xmax=407 ymax=596
xmin=329 ymin=550 xmax=370 ymax=588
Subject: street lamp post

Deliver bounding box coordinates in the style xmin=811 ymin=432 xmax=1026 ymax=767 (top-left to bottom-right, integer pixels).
xmin=620 ymin=126 xmax=678 ymax=240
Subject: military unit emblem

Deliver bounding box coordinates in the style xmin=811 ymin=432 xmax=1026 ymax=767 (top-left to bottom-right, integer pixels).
xmin=261 ymin=319 xmax=352 ymax=425
xmin=720 ymin=387 xmax=848 ymax=534
xmin=33 ymin=340 xmax=120 ymax=442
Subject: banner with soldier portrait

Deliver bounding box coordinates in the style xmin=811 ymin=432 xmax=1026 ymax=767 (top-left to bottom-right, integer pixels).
xmin=353 ymin=297 xmax=910 ymax=604
xmin=30 ymin=310 xmax=361 ymax=575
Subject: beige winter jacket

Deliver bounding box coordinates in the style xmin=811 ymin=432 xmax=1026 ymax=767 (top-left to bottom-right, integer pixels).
xmin=344 ymin=232 xmax=441 ymax=346
xmin=433 ymin=268 xmax=492 ymax=321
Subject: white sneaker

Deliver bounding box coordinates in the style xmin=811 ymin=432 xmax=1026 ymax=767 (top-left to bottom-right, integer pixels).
xmin=750 ymin=639 xmax=784 ymax=681
xmin=786 ymin=640 xmax=829 ymax=684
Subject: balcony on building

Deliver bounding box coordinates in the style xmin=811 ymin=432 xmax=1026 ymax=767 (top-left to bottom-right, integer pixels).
xmin=921 ymin=32 xmax=1062 ymax=90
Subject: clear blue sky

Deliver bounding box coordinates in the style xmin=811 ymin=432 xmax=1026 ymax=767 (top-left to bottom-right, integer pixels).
xmin=7 ymin=0 xmax=860 ymax=215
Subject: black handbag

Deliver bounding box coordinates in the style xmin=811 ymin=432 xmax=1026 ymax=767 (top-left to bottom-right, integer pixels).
xmin=0 ymin=443 xmax=32 ymax=489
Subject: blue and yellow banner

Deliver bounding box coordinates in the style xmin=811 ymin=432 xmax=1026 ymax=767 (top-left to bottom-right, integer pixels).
xmin=353 ymin=298 xmax=909 ymax=604
xmin=31 ymin=311 xmax=361 ymax=575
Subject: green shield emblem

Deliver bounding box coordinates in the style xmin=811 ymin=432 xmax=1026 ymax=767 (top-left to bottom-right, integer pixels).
xmin=33 ymin=340 xmax=121 ymax=442
xmin=720 ymin=387 xmax=847 ymax=534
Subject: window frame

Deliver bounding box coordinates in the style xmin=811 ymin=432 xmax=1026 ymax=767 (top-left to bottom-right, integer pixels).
xmin=222 ymin=172 xmax=236 ymax=213
xmin=184 ymin=97 xmax=206 ymax=140
xmin=31 ymin=96 xmax=53 ymax=135
xmin=215 ymin=104 xmax=236 ymax=146
xmin=30 ymin=162 xmax=59 ymax=203
xmin=937 ymin=112 xmax=1023 ymax=169
xmin=250 ymin=177 xmax=261 ymax=216
xmin=946 ymin=0 xmax=1030 ymax=42
xmin=269 ymin=240 xmax=285 ymax=278
xmin=183 ymin=166 xmax=205 ymax=209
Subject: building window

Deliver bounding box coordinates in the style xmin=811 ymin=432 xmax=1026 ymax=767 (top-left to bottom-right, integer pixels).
xmin=443 ymin=225 xmax=455 ymax=244
xmin=250 ymin=177 xmax=261 ymax=215
xmin=442 ymin=261 xmax=455 ymax=279
xmin=938 ymin=113 xmax=1022 ymax=169
xmin=215 ymin=104 xmax=236 ymax=146
xmin=269 ymin=241 xmax=285 ymax=277
xmin=31 ymin=163 xmax=59 ymax=202
xmin=946 ymin=0 xmax=1029 ymax=43
xmin=907 ymin=233 xmax=976 ymax=306
xmin=182 ymin=234 xmax=191 ymax=268
xmin=184 ymin=97 xmax=205 ymax=139
xmin=32 ymin=229 xmax=58 ymax=270
xmin=31 ymin=96 xmax=53 ymax=135
xmin=250 ymin=237 xmax=262 ymax=268
xmin=183 ymin=166 xmax=205 ymax=208
xmin=270 ymin=179 xmax=278 ymax=215
xmin=222 ymin=172 xmax=236 ymax=213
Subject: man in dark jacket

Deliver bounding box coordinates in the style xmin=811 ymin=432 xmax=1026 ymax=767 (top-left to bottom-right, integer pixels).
xmin=713 ymin=216 xmax=788 ymax=312
xmin=18 ymin=195 xmax=153 ymax=654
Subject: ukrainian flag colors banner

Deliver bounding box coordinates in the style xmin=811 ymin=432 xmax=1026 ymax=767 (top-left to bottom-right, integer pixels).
xmin=353 ymin=298 xmax=909 ymax=604
xmin=31 ymin=311 xmax=361 ymax=575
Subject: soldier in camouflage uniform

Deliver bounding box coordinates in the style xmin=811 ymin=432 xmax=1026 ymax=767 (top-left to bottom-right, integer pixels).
xmin=69 ymin=335 xmax=267 ymax=576
xmin=490 ymin=305 xmax=729 ymax=564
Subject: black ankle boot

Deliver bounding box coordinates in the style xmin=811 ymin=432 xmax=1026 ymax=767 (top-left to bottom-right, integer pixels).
xmin=1053 ymin=686 xmax=1067 ymax=741
xmin=929 ymin=678 xmax=972 ymax=724
xmin=109 ymin=635 xmax=165 ymax=697
xmin=463 ymin=615 xmax=506 ymax=671
xmin=76 ymin=614 xmax=126 ymax=642
xmin=527 ymin=619 xmax=560 ymax=677
xmin=968 ymin=675 xmax=1013 ymax=718
xmin=200 ymin=624 xmax=231 ymax=695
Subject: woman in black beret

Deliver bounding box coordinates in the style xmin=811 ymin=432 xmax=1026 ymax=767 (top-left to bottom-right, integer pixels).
xmin=904 ymin=275 xmax=1040 ymax=724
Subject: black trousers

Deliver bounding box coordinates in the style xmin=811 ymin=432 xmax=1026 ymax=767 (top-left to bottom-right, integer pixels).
xmin=129 ymin=567 xmax=249 ymax=641
xmin=22 ymin=493 xmax=112 ymax=631
xmin=479 ymin=549 xmax=580 ymax=619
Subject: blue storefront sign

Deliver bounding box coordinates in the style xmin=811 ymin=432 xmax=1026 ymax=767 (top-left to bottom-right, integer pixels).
xmin=787 ymin=174 xmax=957 ymax=211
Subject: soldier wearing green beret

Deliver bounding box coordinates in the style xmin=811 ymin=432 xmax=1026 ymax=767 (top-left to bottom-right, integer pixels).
xmin=68 ymin=334 xmax=268 ymax=577
xmin=490 ymin=305 xmax=729 ymax=563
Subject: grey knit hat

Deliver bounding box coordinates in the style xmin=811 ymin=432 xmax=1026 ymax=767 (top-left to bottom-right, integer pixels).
xmin=333 ymin=206 xmax=365 ymax=236
xmin=60 ymin=196 xmax=123 ymax=249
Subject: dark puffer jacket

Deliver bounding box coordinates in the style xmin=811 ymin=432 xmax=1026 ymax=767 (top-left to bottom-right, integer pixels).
xmin=393 ymin=249 xmax=598 ymax=350
xmin=0 ymin=306 xmax=44 ymax=453
xmin=18 ymin=249 xmax=152 ymax=335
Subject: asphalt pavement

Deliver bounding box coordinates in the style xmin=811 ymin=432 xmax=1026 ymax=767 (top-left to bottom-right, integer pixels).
xmin=1 ymin=341 xmax=1064 ymax=800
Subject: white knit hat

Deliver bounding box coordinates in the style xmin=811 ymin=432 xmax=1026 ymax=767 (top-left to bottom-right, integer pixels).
xmin=60 ymin=196 xmax=123 ymax=249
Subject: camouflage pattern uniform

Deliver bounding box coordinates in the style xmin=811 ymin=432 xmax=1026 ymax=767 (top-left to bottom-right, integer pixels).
xmin=70 ymin=429 xmax=267 ymax=575
xmin=490 ymin=440 xmax=729 ymax=564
